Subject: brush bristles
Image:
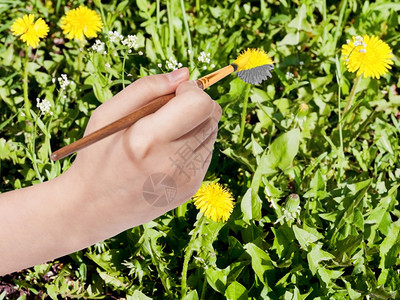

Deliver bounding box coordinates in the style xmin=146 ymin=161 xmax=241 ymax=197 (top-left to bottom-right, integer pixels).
xmin=236 ymin=64 xmax=274 ymax=85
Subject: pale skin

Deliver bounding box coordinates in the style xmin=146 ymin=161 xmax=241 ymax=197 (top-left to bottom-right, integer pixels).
xmin=0 ymin=68 xmax=222 ymax=275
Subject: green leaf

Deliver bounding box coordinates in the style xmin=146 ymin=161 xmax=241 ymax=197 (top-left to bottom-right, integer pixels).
xmin=378 ymin=220 xmax=400 ymax=285
xmin=224 ymin=281 xmax=248 ymax=300
xmin=98 ymin=270 xmax=127 ymax=289
xmin=287 ymin=4 xmax=311 ymax=32
xmin=244 ymin=243 xmax=275 ymax=285
xmin=265 ymin=128 xmax=301 ymax=173
xmin=128 ymin=290 xmax=153 ymax=300
xmin=182 ymin=290 xmax=199 ymax=300
xmin=307 ymin=244 xmax=335 ymax=275
xmin=205 ymin=267 xmax=228 ymax=293
xmin=241 ymin=188 xmax=262 ymax=223
xmin=293 ymin=225 xmax=322 ymax=250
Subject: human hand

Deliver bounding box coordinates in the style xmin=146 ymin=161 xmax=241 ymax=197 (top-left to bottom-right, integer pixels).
xmin=64 ymin=68 xmax=221 ymax=236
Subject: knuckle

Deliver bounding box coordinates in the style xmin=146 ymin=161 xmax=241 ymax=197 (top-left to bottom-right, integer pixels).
xmin=136 ymin=73 xmax=170 ymax=91
xmin=213 ymin=102 xmax=222 ymax=119
xmin=129 ymin=126 xmax=159 ymax=160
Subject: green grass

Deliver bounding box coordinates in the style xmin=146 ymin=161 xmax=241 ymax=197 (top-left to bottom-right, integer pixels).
xmin=1 ymin=0 xmax=400 ymax=299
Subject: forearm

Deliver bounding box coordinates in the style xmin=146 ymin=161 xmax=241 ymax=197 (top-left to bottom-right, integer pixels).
xmin=0 ymin=173 xmax=123 ymax=275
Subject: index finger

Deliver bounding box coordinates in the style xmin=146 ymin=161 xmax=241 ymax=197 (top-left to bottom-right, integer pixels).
xmin=132 ymin=80 xmax=218 ymax=142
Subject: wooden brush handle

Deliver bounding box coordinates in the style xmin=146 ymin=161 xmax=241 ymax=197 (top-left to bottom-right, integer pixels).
xmin=50 ymin=93 xmax=175 ymax=161
xmin=51 ymin=66 xmax=235 ymax=161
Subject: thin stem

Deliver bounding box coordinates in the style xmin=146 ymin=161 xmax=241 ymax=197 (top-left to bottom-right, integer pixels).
xmin=180 ymin=0 xmax=193 ymax=69
xmin=239 ymin=84 xmax=251 ymax=143
xmin=167 ymin=0 xmax=174 ymax=57
xmin=343 ymin=75 xmax=361 ymax=114
xmin=23 ymin=46 xmax=31 ymax=119
xmin=337 ymin=75 xmax=344 ymax=184
xmin=122 ymin=52 xmax=127 ymax=89
xmin=196 ymin=0 xmax=200 ymax=12
xmin=200 ymin=270 xmax=208 ymax=300
xmin=156 ymin=0 xmax=160 ymax=29
xmin=96 ymin=0 xmax=109 ymax=33
xmin=181 ymin=214 xmax=205 ymax=297
xmin=31 ymin=114 xmax=44 ymax=183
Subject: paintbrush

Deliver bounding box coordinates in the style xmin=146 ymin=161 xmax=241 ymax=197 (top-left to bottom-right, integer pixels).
xmin=50 ymin=48 xmax=273 ymax=161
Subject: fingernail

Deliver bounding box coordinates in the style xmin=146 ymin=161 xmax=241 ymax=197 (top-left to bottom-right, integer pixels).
xmin=166 ymin=68 xmax=188 ymax=82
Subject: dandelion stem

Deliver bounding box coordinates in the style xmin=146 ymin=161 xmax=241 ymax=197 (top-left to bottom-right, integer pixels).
xmin=239 ymin=84 xmax=251 ymax=143
xmin=181 ymin=214 xmax=205 ymax=297
xmin=23 ymin=46 xmax=31 ymax=119
xmin=343 ymin=75 xmax=361 ymax=114
xmin=200 ymin=271 xmax=208 ymax=300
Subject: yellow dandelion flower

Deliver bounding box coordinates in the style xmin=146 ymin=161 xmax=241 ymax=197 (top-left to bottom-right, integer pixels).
xmin=342 ymin=35 xmax=393 ymax=79
xmin=60 ymin=6 xmax=103 ymax=40
xmin=11 ymin=14 xmax=49 ymax=48
xmin=193 ymin=182 xmax=234 ymax=223
xmin=233 ymin=48 xmax=273 ymax=71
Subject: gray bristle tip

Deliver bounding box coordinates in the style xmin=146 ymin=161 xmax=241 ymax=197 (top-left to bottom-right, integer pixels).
xmin=236 ymin=64 xmax=274 ymax=85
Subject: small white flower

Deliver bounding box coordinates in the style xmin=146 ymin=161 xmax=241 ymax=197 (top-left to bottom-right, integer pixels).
xmin=36 ymin=98 xmax=52 ymax=116
xmin=91 ymin=40 xmax=105 ymax=53
xmin=286 ymin=72 xmax=294 ymax=79
xmin=202 ymin=66 xmax=207 ymax=70
xmin=122 ymin=35 xmax=138 ymax=49
xmin=198 ymin=51 xmax=211 ymax=64
xmin=359 ymin=48 xmax=367 ymax=53
xmin=164 ymin=57 xmax=183 ymax=71
xmin=21 ymin=112 xmax=25 ymax=117
xmin=108 ymin=31 xmax=122 ymax=43
xmin=57 ymin=74 xmax=71 ymax=90
xmin=210 ymin=63 xmax=215 ymax=68
xmin=187 ymin=49 xmax=192 ymax=55
xmin=138 ymin=51 xmax=143 ymax=55
xmin=51 ymin=78 xmax=56 ymax=83
xmin=299 ymin=61 xmax=304 ymax=66
xmin=105 ymin=62 xmax=111 ymax=68
xmin=157 ymin=63 xmax=162 ymax=68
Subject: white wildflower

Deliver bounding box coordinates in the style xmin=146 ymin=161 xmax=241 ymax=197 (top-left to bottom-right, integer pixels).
xmin=286 ymin=72 xmax=294 ymax=79
xmin=108 ymin=31 xmax=122 ymax=43
xmin=157 ymin=63 xmax=162 ymax=68
xmin=57 ymin=74 xmax=71 ymax=90
xmin=91 ymin=40 xmax=105 ymax=53
xmin=105 ymin=62 xmax=111 ymax=68
xmin=121 ymin=35 xmax=137 ymax=49
xmin=138 ymin=51 xmax=143 ymax=55
xmin=165 ymin=57 xmax=183 ymax=71
xmin=36 ymin=98 xmax=53 ymax=116
xmin=198 ymin=51 xmax=211 ymax=64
